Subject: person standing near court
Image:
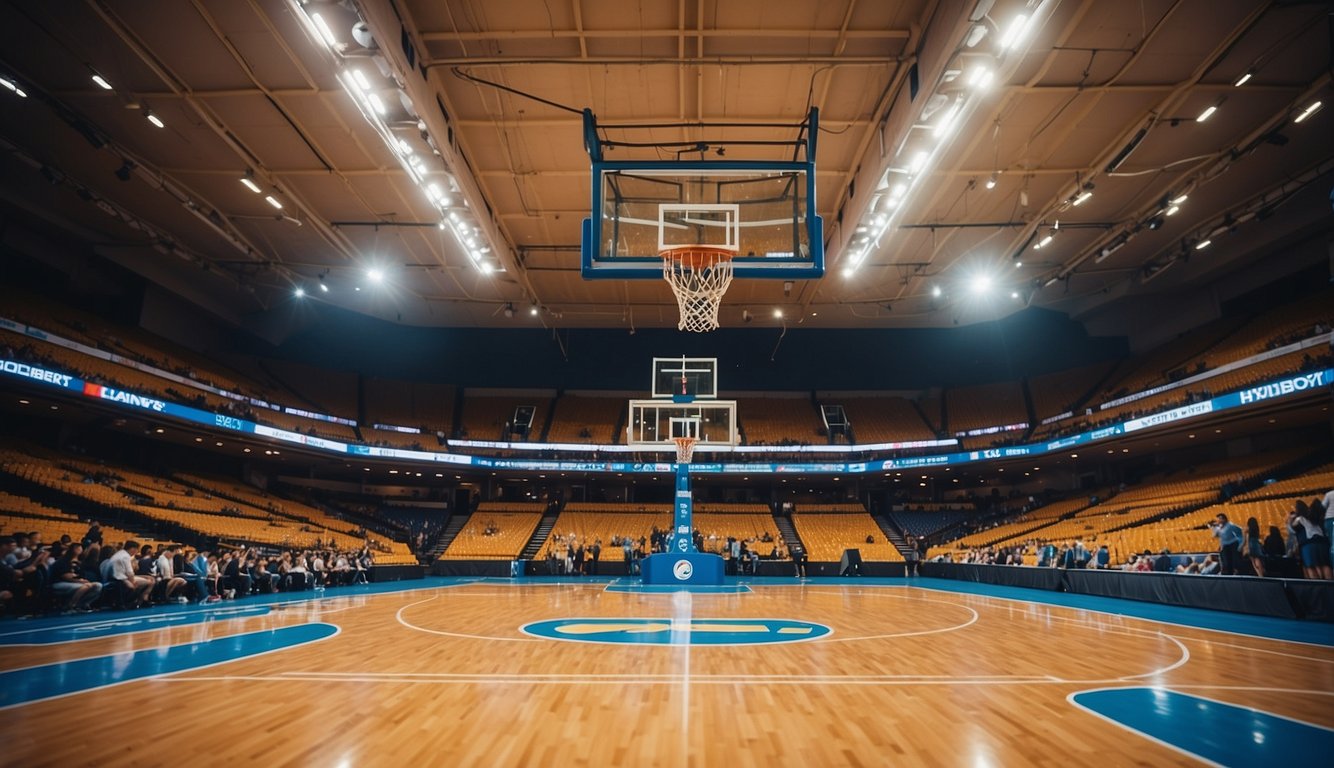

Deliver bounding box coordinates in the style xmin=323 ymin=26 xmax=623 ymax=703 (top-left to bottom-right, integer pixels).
xmin=1245 ymin=517 xmax=1266 ymax=577
xmin=1323 ymin=485 xmax=1334 ymax=566
xmin=1210 ymin=512 xmax=1244 ymax=576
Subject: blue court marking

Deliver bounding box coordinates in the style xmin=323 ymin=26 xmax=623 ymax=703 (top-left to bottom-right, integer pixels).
xmin=1069 ymin=687 xmax=1334 ymax=765
xmin=604 ymin=582 xmax=753 ymax=594
xmin=0 ymin=622 xmax=339 ymax=710
xmin=0 ymin=606 xmax=272 ymax=646
xmin=521 ymin=617 xmax=831 ymax=646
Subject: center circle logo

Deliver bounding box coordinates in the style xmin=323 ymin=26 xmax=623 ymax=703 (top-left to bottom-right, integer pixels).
xmin=672 ymin=559 xmax=693 ymax=580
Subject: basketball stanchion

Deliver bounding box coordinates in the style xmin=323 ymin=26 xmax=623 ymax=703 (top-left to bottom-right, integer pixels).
xmin=661 ymin=246 xmax=735 ymax=333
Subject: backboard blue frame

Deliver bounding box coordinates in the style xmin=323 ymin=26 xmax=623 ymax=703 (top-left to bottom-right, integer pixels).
xmin=580 ymin=110 xmax=825 ymax=281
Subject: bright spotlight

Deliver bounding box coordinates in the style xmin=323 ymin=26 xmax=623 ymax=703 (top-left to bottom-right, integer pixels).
xmin=367 ymin=268 xmax=384 ymax=282
xmin=931 ymin=285 xmax=942 ymax=298
xmin=773 ymin=308 xmax=783 ymax=318
xmin=1010 ymin=291 xmax=1020 ymax=299
xmin=999 ymin=14 xmax=1029 ymax=49
xmin=969 ymin=275 xmax=992 ymax=294
xmin=294 ymin=287 xmax=305 ymax=298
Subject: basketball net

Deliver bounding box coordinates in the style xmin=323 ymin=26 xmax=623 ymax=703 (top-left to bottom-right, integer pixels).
xmin=661 ymin=247 xmax=735 ymax=333
xmin=672 ymin=436 xmax=699 ymax=464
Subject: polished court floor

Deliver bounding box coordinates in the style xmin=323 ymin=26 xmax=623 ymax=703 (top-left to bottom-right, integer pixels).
xmin=2 ymin=577 xmax=1332 ymax=766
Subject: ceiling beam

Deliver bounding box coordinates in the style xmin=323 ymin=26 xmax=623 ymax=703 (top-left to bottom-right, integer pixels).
xmin=419 ymin=28 xmax=912 ymax=42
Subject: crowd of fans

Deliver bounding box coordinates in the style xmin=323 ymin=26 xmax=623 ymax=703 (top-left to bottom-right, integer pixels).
xmin=927 ymin=496 xmax=1332 ymax=580
xmin=542 ymin=526 xmax=784 ymax=577
xmin=0 ymin=522 xmax=379 ymax=617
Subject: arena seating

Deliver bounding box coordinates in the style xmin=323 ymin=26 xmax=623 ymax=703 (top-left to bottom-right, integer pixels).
xmin=538 ymin=503 xmax=672 ymax=561
xmin=738 ymin=397 xmax=821 ymax=445
xmin=364 ymin=376 xmax=455 ymax=433
xmin=946 ymin=381 xmax=1027 ymax=434
xmin=889 ymin=507 xmax=972 ymax=538
xmin=792 ymin=505 xmax=902 ymax=561
xmin=547 ymin=395 xmax=625 ymax=443
xmin=1027 ymin=361 xmax=1118 ymax=421
xmin=459 ymin=395 xmax=548 ymax=441
xmin=0 ymin=490 xmax=171 ymax=550
xmin=442 ymin=504 xmax=544 ymax=559
xmin=0 ymin=446 xmax=416 ymax=564
xmin=837 ymin=397 xmax=937 ymax=442
xmin=692 ymin=506 xmax=781 ymax=557
xmin=927 ymin=495 xmax=1100 ymax=557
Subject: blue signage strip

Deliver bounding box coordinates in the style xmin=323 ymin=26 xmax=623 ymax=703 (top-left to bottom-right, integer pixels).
xmin=1 ymin=359 xmax=1328 ymax=475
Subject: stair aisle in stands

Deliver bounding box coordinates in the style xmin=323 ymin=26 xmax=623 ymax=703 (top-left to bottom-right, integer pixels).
xmin=772 ymin=512 xmax=805 ymax=559
xmin=873 ymin=514 xmax=913 ymax=558
xmin=428 ymin=513 xmax=471 ymax=560
xmin=521 ymin=507 xmax=562 ymax=559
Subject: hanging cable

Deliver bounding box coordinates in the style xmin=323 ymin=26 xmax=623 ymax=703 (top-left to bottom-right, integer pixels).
xmin=451 ymin=67 xmax=584 ymax=115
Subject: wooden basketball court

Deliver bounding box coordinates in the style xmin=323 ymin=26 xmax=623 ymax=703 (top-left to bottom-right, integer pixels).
xmin=3 ymin=577 xmax=1332 ymax=765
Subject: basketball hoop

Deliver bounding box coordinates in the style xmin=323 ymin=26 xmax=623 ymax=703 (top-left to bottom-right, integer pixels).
xmin=661 ymin=247 xmax=735 ymax=333
xmin=672 ymin=436 xmax=699 ymax=464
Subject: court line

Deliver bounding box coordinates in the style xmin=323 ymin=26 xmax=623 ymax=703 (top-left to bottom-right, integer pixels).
xmin=1159 ymin=685 xmax=1334 ymax=697
xmin=1117 ymin=633 xmax=1190 ymax=681
xmin=269 ymin=671 xmax=1049 ymax=680
xmin=794 ymin=590 xmax=979 ymax=642
xmin=395 ymin=594 xmax=541 ymax=643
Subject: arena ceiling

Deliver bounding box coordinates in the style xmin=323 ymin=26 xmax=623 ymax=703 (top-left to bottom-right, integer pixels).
xmin=0 ymin=0 xmax=1330 ymax=331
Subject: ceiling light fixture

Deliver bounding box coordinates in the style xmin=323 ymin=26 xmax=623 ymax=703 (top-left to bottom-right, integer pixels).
xmin=1170 ymin=194 xmax=1188 ymax=205
xmin=0 ymin=76 xmax=27 ymax=98
xmin=240 ymin=177 xmax=261 ymax=194
xmin=1233 ymin=71 xmax=1252 ymax=87
xmin=352 ymin=69 xmax=372 ymax=91
xmin=145 ymin=111 xmax=164 ymax=128
xmin=367 ymin=268 xmax=384 ymax=283
xmin=999 ymin=14 xmax=1029 ymax=50
xmin=967 ymin=66 xmax=994 ymax=90
xmin=1195 ymin=239 xmax=1212 ymax=250
xmin=91 ymin=73 xmax=113 ymax=90
xmin=294 ymin=287 xmax=305 ymax=298
xmin=309 ymin=12 xmax=339 ymax=48
xmin=1165 ymin=205 xmax=1180 ymax=216
xmin=265 ymin=195 xmax=283 ymax=209
xmin=1196 ymin=104 xmax=1217 ymax=122
xmin=985 ymin=173 xmax=997 ymax=189
xmin=1072 ymin=191 xmax=1092 ymax=206
xmin=1294 ymin=100 xmax=1323 ymax=123
xmin=1033 ymin=234 xmax=1053 ymax=250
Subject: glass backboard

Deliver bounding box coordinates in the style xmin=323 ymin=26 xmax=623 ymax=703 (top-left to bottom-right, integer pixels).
xmin=652 ymin=357 xmax=717 ymax=399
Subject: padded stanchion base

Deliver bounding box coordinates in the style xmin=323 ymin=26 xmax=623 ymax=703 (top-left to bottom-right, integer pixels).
xmin=640 ymin=553 xmax=726 ymax=585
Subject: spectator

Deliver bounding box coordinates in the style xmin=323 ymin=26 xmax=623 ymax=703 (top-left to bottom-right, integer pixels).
xmin=1199 ymin=554 xmax=1221 ymax=575
xmin=110 ymin=540 xmax=154 ymax=607
xmin=1094 ymin=545 xmax=1110 ymax=570
xmin=1209 ymin=513 xmax=1244 ymax=575
xmin=1290 ymin=500 xmax=1331 ymax=580
xmin=1153 ymin=549 xmax=1173 ymax=572
xmin=1245 ymin=517 xmax=1266 ymax=578
xmin=155 ymin=545 xmax=188 ymax=602
xmin=49 ymin=543 xmax=101 ymax=613
xmin=1262 ymin=525 xmax=1286 ymax=559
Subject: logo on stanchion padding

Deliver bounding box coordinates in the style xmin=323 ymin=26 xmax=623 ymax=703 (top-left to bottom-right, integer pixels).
xmin=672 ymin=559 xmax=693 ymax=580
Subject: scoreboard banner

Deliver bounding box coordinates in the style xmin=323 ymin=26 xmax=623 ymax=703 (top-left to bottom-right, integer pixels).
xmin=2 ymin=358 xmax=1328 ymax=476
